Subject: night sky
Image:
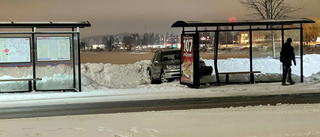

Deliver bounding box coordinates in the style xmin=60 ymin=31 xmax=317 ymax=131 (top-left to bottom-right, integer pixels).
xmin=0 ymin=0 xmax=319 ymax=38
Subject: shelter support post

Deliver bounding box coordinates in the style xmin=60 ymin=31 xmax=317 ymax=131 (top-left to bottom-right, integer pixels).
xmin=300 ymin=23 xmax=304 ymax=83
xmin=249 ymin=26 xmax=254 ymax=83
xmin=32 ymin=27 xmax=36 ymax=91
xmin=282 ymin=25 xmax=285 ymax=46
xmin=72 ymin=28 xmax=76 ymax=89
xmin=77 ymin=32 xmax=82 ymax=91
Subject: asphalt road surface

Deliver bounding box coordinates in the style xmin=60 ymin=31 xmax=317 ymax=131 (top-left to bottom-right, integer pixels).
xmin=1 ymin=92 xmax=320 ymax=119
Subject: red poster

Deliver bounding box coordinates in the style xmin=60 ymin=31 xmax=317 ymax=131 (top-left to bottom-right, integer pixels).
xmin=181 ymin=35 xmax=194 ymax=84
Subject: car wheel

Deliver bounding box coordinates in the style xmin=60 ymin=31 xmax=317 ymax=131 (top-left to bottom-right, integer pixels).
xmin=160 ymin=71 xmax=168 ymax=83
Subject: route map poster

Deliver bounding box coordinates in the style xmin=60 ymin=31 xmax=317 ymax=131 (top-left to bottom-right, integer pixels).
xmin=37 ymin=37 xmax=71 ymax=61
xmin=0 ymin=38 xmax=31 ymax=63
xmin=181 ymin=35 xmax=194 ymax=84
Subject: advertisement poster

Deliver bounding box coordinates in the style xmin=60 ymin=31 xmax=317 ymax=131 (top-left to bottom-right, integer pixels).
xmin=181 ymin=35 xmax=194 ymax=84
xmin=37 ymin=37 xmax=71 ymax=61
xmin=0 ymin=38 xmax=31 ymax=63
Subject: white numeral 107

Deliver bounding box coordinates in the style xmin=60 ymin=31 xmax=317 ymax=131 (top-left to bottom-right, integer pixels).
xmin=183 ymin=39 xmax=193 ymax=52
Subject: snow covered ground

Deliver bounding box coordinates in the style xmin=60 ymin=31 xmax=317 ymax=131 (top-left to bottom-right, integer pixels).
xmin=0 ymin=104 xmax=320 ymax=137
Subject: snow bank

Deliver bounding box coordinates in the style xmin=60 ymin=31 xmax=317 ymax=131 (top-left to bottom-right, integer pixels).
xmin=81 ymin=54 xmax=320 ymax=88
xmin=81 ymin=60 xmax=150 ymax=88
xmin=0 ymin=54 xmax=320 ymax=91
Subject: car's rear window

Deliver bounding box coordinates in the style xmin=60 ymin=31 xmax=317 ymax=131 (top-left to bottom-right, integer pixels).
xmin=162 ymin=51 xmax=180 ymax=61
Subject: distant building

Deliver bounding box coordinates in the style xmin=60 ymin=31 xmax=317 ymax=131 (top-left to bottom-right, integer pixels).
xmin=239 ymin=32 xmax=249 ymax=44
xmin=92 ymin=44 xmax=106 ymax=49
xmin=316 ymin=37 xmax=320 ymax=44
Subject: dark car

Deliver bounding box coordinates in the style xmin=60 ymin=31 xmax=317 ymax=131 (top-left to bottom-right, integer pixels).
xmin=147 ymin=50 xmax=212 ymax=83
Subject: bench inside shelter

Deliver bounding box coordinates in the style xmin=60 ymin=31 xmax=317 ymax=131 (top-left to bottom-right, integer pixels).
xmin=218 ymin=71 xmax=261 ymax=84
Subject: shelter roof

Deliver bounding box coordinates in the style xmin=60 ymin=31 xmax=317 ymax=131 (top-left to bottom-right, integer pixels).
xmin=171 ymin=18 xmax=314 ymax=28
xmin=0 ymin=21 xmax=91 ymax=28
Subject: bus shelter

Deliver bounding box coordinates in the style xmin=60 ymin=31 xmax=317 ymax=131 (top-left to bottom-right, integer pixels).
xmin=0 ymin=21 xmax=91 ymax=92
xmin=172 ymin=19 xmax=314 ymax=88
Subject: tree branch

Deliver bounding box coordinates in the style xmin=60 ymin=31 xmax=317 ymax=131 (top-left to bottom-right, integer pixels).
xmin=239 ymin=0 xmax=303 ymax=19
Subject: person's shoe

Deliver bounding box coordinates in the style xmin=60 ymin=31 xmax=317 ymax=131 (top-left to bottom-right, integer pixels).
xmin=282 ymin=83 xmax=289 ymax=86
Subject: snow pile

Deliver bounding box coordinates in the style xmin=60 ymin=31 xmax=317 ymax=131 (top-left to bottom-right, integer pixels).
xmin=305 ymin=72 xmax=320 ymax=82
xmin=204 ymin=57 xmax=288 ymax=82
xmin=302 ymin=54 xmax=320 ymax=77
xmin=81 ymin=60 xmax=150 ymax=88
xmin=1 ymin=54 xmax=320 ymax=91
xmin=203 ymin=54 xmax=320 ymax=82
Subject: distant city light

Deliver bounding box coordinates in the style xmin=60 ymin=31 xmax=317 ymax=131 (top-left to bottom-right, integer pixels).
xmin=230 ymin=17 xmax=236 ymax=22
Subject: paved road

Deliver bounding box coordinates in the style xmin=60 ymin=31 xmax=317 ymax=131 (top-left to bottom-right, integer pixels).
xmin=1 ymin=92 xmax=320 ymax=119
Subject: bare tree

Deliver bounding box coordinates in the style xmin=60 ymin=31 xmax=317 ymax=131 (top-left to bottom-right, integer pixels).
xmin=240 ymin=0 xmax=302 ymax=19
xmin=240 ymin=0 xmax=302 ymax=57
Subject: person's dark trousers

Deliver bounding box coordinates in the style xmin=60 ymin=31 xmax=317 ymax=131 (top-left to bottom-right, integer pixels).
xmin=282 ymin=65 xmax=292 ymax=83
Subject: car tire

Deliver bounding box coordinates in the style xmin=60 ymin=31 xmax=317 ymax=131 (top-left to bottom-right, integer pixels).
xmin=160 ymin=71 xmax=168 ymax=83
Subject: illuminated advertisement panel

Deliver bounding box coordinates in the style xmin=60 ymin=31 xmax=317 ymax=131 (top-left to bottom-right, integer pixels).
xmin=0 ymin=38 xmax=31 ymax=63
xmin=181 ymin=35 xmax=194 ymax=84
xmin=37 ymin=37 xmax=71 ymax=61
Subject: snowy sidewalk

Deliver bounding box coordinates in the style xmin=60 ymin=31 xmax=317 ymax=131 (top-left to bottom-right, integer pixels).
xmin=1 ymin=82 xmax=320 ymax=109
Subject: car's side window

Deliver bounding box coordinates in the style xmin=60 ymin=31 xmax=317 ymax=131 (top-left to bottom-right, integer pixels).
xmin=155 ymin=53 xmax=161 ymax=62
xmin=151 ymin=53 xmax=156 ymax=63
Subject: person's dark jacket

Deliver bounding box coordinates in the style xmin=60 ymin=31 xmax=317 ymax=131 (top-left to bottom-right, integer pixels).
xmin=280 ymin=42 xmax=296 ymax=66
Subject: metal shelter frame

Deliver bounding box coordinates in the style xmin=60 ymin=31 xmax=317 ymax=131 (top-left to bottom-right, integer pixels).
xmin=0 ymin=21 xmax=91 ymax=92
xmin=172 ymin=18 xmax=315 ymax=85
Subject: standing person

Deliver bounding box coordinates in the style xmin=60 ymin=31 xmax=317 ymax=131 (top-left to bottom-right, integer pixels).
xmin=280 ymin=38 xmax=296 ymax=86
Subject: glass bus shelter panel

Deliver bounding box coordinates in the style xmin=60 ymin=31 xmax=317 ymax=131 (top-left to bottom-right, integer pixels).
xmin=0 ymin=28 xmax=31 ymax=33
xmin=292 ymin=23 xmax=302 ymax=29
xmin=198 ymin=32 xmax=217 ymax=82
xmin=0 ymin=34 xmax=33 ymax=92
xmin=199 ymin=27 xmax=217 ymax=31
xmin=252 ymin=30 xmax=283 ymax=58
xmin=183 ymin=27 xmax=198 ymax=32
xmin=37 ymin=28 xmax=73 ymax=32
xmin=73 ymin=33 xmax=80 ymax=91
xmin=251 ymin=25 xmax=267 ymax=30
xmin=34 ymin=34 xmax=75 ymax=91
xmin=217 ymin=31 xmax=250 ymax=83
xmin=252 ymin=30 xmax=283 ymax=82
xmin=199 ymin=32 xmax=215 ymax=53
xmin=284 ymin=29 xmax=301 ymax=56
xmin=284 ymin=29 xmax=301 ymax=83
xmin=234 ymin=26 xmax=250 ymax=30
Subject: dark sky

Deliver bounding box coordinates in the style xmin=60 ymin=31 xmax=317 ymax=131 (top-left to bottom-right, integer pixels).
xmin=0 ymin=0 xmax=319 ymax=38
